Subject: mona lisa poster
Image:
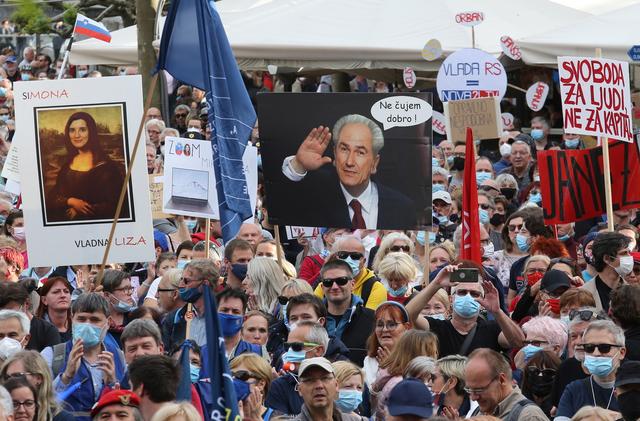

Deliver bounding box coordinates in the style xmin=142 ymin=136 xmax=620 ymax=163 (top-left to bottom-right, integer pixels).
xmin=14 ymin=76 xmax=154 ymax=267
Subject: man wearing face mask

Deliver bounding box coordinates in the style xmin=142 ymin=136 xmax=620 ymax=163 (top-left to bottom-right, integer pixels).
xmin=314 ymin=236 xmax=386 ymax=310
xmin=0 ymin=310 xmax=30 ymax=362
xmin=498 ymin=138 xmax=535 ymax=191
xmin=615 ymin=360 xmax=640 ymax=421
xmin=556 ymin=320 xmax=626 ymax=418
xmin=562 ymin=132 xmax=584 ymax=150
xmin=406 ymin=264 xmax=525 ymax=357
xmin=530 ymin=116 xmax=553 ymax=152
xmin=41 ymin=293 xmax=126 ymax=421
xmin=580 ymin=232 xmax=631 ymax=313
xmin=222 ymin=239 xmax=254 ymax=289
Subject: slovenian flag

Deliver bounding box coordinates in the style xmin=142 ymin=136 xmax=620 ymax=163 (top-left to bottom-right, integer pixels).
xmin=73 ymin=13 xmax=111 ymax=43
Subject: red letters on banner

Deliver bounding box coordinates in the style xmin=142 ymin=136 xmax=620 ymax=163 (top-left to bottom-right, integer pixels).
xmin=538 ymin=141 xmax=640 ymax=224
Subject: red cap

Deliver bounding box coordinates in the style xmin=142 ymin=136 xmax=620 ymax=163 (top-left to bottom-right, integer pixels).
xmin=91 ymin=390 xmax=140 ymax=417
xmin=631 ymin=252 xmax=640 ymax=263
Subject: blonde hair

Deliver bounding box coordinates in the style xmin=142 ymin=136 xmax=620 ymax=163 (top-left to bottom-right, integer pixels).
xmin=247 ymin=257 xmax=287 ymax=314
xmin=431 ymin=289 xmax=451 ymax=311
xmin=377 ymin=252 xmax=418 ymax=285
xmin=281 ymin=279 xmax=313 ymax=296
xmin=161 ymin=268 xmax=183 ymax=289
xmin=430 ymin=240 xmax=456 ymax=262
xmin=280 ymin=259 xmax=297 ymax=279
xmin=372 ymin=232 xmax=414 ymax=271
xmin=571 ymin=406 xmax=617 ymax=421
xmin=379 ymin=330 xmax=439 ymax=377
xmin=150 ymin=402 xmax=200 ymax=421
xmin=229 ymin=353 xmax=273 ymax=396
xmin=332 ymin=361 xmax=364 ymax=388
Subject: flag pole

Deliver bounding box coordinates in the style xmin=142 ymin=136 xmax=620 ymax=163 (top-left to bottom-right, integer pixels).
xmin=58 ymin=36 xmax=75 ymax=80
xmin=422 ymin=230 xmax=430 ymax=287
xmin=205 ymin=218 xmax=211 ymax=259
xmin=274 ymin=224 xmax=284 ymax=268
xmin=97 ymin=73 xmax=159 ymax=285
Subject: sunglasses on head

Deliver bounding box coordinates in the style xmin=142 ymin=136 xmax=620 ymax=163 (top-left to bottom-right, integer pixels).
xmin=389 ymin=245 xmax=410 ymax=253
xmin=582 ymin=343 xmax=622 ymax=354
xmin=321 ymin=276 xmax=351 ymax=288
xmin=336 ymin=251 xmax=363 ymax=260
xmin=568 ymin=309 xmax=605 ymax=322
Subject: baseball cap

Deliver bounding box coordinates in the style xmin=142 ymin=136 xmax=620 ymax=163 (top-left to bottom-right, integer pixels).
xmin=5 ymin=56 xmax=16 ymax=64
xmin=91 ymin=390 xmax=140 ymax=417
xmin=432 ymin=190 xmax=452 ymax=204
xmin=540 ymin=269 xmax=571 ymax=293
xmin=298 ymin=357 xmax=334 ymax=378
xmin=387 ymin=378 xmax=433 ymax=418
xmin=616 ymin=360 xmax=640 ymax=387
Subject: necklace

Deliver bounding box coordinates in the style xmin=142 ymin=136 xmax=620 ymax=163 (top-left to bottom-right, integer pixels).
xmin=590 ymin=376 xmax=615 ymax=410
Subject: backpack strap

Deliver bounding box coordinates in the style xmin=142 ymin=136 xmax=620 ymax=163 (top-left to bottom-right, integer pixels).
xmin=506 ymin=398 xmax=534 ymax=421
xmin=360 ymin=276 xmax=377 ymax=307
xmin=51 ymin=342 xmax=67 ymax=377
xmin=459 ymin=324 xmax=478 ymax=355
xmin=309 ymin=256 xmax=325 ymax=289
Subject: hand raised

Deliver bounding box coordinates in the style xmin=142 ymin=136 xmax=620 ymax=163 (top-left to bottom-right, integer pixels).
xmin=292 ymin=126 xmax=332 ymax=172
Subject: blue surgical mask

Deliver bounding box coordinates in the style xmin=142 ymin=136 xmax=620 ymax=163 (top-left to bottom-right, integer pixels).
xmin=190 ymin=364 xmax=200 ymax=383
xmin=388 ymin=284 xmax=408 ymax=297
xmin=516 ymin=233 xmax=530 ymax=253
xmin=558 ymin=234 xmax=570 ymax=242
xmin=178 ymin=285 xmax=202 ymax=303
xmin=429 ymin=232 xmax=436 ymax=244
xmin=453 ymin=293 xmax=480 ymax=318
xmin=446 ymin=156 xmax=455 ymax=166
xmin=176 ymin=259 xmax=189 ymax=269
xmin=335 ymin=389 xmax=363 ymax=413
xmin=437 ymin=215 xmax=449 ymax=226
xmin=565 ymin=139 xmax=580 ymax=149
xmin=584 ymin=354 xmax=616 ymax=377
xmin=72 ymin=322 xmax=104 ymax=347
xmin=283 ymin=347 xmax=306 ymax=363
xmin=20 ymin=74 xmax=29 ymax=81
xmin=560 ymin=315 xmax=570 ymax=326
xmin=432 ymin=184 xmax=446 ymax=194
xmin=416 ymin=231 xmax=425 ymax=246
xmin=0 ymin=114 xmax=8 ymax=123
xmin=231 ymin=263 xmax=248 ymax=280
xmin=113 ymin=297 xmax=136 ymax=313
xmin=522 ymin=344 xmax=543 ymax=361
xmin=478 ymin=208 xmax=490 ymax=225
xmin=476 ymin=172 xmax=492 ymax=184
xmin=185 ymin=219 xmax=197 ymax=231
xmin=432 ymin=157 xmax=440 ymax=168
xmin=529 ymin=193 xmax=542 ymax=204
xmin=219 ymin=313 xmax=243 ymax=337
xmin=341 ymin=256 xmax=361 ymax=277
xmin=77 ymin=70 xmax=88 ymax=78
xmin=531 ymin=129 xmax=544 ymax=140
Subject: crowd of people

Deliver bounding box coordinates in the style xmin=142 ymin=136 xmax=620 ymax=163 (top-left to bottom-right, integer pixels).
xmin=0 ymin=43 xmax=634 ymax=421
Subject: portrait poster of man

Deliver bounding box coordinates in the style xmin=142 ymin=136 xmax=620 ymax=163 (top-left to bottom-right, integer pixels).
xmin=14 ymin=76 xmax=154 ymax=267
xmin=258 ymin=93 xmax=432 ymax=230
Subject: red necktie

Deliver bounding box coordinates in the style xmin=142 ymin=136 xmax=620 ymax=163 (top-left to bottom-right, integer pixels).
xmin=350 ymin=199 xmax=366 ymax=229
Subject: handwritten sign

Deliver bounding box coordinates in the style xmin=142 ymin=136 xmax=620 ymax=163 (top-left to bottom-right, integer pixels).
xmin=443 ymin=96 xmax=501 ymax=142
xmin=526 ymin=82 xmax=549 ymax=112
xmin=501 ymin=112 xmax=514 ymax=130
xmin=558 ymin=56 xmax=633 ymax=142
xmin=403 ymin=67 xmax=416 ymax=89
xmin=455 ymin=11 xmax=484 ymax=27
xmin=149 ymin=174 xmax=172 ymax=219
xmin=436 ymin=48 xmax=507 ymax=102
xmin=421 ymin=39 xmax=443 ymax=61
xmin=499 ymin=35 xmax=522 ymax=60
xmin=286 ymin=226 xmax=321 ymax=240
xmin=432 ymin=111 xmax=447 ymax=135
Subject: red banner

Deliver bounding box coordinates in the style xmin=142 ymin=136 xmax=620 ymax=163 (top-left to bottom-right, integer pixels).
xmin=538 ymin=140 xmax=640 ymax=224
xmin=461 ymin=127 xmax=482 ymax=263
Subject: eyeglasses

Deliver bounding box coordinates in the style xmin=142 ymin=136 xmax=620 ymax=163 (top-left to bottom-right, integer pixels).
xmin=157 ymin=288 xmax=176 ymax=293
xmin=299 ymin=374 xmax=335 ymax=384
xmin=232 ymin=370 xmax=258 ymax=382
xmin=523 ymin=340 xmax=549 ymax=347
xmin=2 ymin=372 xmax=32 ymax=381
xmin=454 ymin=289 xmax=482 ymax=299
xmin=12 ymin=400 xmax=36 ymax=410
xmin=479 ymin=204 xmax=494 ymax=210
xmin=175 ymin=113 xmax=188 ymax=118
xmin=526 ymin=366 xmax=556 ymax=379
xmin=321 ymin=276 xmax=351 ymax=288
xmin=389 ymin=245 xmax=411 ymax=253
xmin=113 ymin=286 xmax=134 ymax=294
xmin=582 ymin=343 xmax=622 ymax=354
xmin=464 ymin=375 xmax=498 ymax=395
xmin=284 ymin=341 xmax=319 ymax=352
xmin=569 ymin=309 xmax=605 ymax=322
xmin=508 ymin=224 xmax=524 ymax=232
xmin=277 ymin=296 xmax=289 ymax=305
xmin=375 ymin=321 xmax=400 ymax=331
xmin=336 ymin=251 xmax=364 ymax=261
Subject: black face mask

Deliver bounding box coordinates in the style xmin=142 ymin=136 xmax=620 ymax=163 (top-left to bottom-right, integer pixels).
xmin=529 ymin=377 xmax=554 ymax=397
xmin=618 ymin=390 xmax=640 ymax=421
xmin=500 ymin=187 xmax=517 ymax=200
xmin=452 ymin=157 xmax=465 ymax=172
xmin=449 ymin=214 xmax=459 ymax=223
xmin=490 ymin=213 xmax=506 ymax=226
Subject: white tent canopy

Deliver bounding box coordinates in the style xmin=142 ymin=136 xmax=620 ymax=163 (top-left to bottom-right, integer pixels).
xmin=70 ymin=0 xmax=589 ymax=71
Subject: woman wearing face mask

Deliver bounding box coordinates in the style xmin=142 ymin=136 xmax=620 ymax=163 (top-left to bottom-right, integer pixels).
xmin=515 ymin=316 xmax=567 ymax=370
xmin=377 ymin=253 xmax=418 ymax=304
xmin=3 ymin=209 xmax=26 ymax=255
xmin=101 ymin=270 xmax=136 ymax=345
xmin=493 ymin=212 xmax=528 ymax=291
xmin=332 ymin=361 xmax=365 ymax=416
xmin=229 ymin=353 xmax=274 ymax=420
xmin=175 ymin=240 xmax=195 ymax=270
xmin=508 ymin=255 xmax=551 ymax=316
xmin=521 ymin=350 xmax=561 ymax=417
xmin=429 ymin=355 xmax=478 ymax=418
xmin=419 ymin=289 xmax=451 ymax=320
xmin=36 ymin=277 xmax=73 ymax=342
xmin=241 ymin=258 xmax=287 ymax=319
xmin=0 ymin=350 xmax=74 ymax=421
xmin=170 ymin=342 xmax=202 ymax=385
xmin=519 ymin=181 xmax=543 ymax=207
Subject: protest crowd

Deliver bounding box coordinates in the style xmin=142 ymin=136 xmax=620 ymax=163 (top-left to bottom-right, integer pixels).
xmin=0 ymin=4 xmax=638 ymax=421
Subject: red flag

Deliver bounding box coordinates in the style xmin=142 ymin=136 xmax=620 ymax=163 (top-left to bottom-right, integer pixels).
xmin=461 ymin=127 xmax=482 ymax=263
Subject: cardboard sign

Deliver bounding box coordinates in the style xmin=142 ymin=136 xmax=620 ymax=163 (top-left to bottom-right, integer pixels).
xmin=499 ymin=35 xmax=522 ymax=60
xmin=403 ymin=67 xmax=416 ymax=89
xmin=443 ymin=96 xmax=501 ymax=142
xmin=455 ymin=11 xmax=484 ymax=27
xmin=558 ymin=56 xmax=633 ymax=142
xmin=538 ymin=141 xmax=640 ymax=224
xmin=526 ymin=82 xmax=549 ymax=112
xmin=149 ymin=174 xmax=172 ymax=219
xmin=432 ymin=111 xmax=447 ymax=135
xmin=501 ymin=112 xmax=514 ymax=129
xmin=436 ymin=48 xmax=507 ymax=102
xmin=421 ymin=39 xmax=443 ymax=61
xmin=14 ymin=76 xmax=155 ymax=266
xmin=286 ymin=226 xmax=321 ymax=240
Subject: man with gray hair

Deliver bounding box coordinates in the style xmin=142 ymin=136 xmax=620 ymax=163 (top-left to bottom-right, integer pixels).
xmin=530 ymin=116 xmax=553 ymax=152
xmin=0 ymin=309 xmax=30 ymax=361
xmin=281 ymin=114 xmax=416 ymax=229
xmin=0 ymin=384 xmax=13 ymax=421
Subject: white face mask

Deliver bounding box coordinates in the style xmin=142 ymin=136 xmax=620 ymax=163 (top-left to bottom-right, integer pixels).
xmin=614 ymin=255 xmax=634 ymax=277
xmin=0 ymin=337 xmax=23 ymax=360
xmin=483 ymin=242 xmax=495 ymax=258
xmin=499 ymin=143 xmax=511 ymax=157
xmin=11 ymin=226 xmax=25 ymax=241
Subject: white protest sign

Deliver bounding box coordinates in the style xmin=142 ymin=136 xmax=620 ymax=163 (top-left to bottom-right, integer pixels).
xmin=499 ymin=35 xmax=522 ymax=61
xmin=242 ymin=146 xmax=258 ymax=223
xmin=526 ymin=81 xmax=549 ymax=112
xmin=286 ymin=226 xmax=321 ymax=240
xmin=14 ymin=76 xmax=155 ymax=266
xmin=558 ymin=56 xmax=633 ymax=142
xmin=421 ymin=39 xmax=443 ymax=61
xmin=432 ymin=111 xmax=447 ymax=135
xmin=403 ymin=67 xmax=416 ymax=89
xmin=455 ymin=11 xmax=484 ymax=27
xmin=436 ymin=48 xmax=507 ymax=102
xmin=370 ymin=95 xmax=433 ymax=130
xmin=4 ymin=179 xmax=20 ymax=196
xmin=501 ymin=112 xmax=514 ymax=130
xmin=1 ymin=138 xmax=20 ymax=182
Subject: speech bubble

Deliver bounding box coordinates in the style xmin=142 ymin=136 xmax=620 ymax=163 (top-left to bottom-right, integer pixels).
xmin=403 ymin=67 xmax=416 ymax=89
xmin=371 ymin=96 xmax=433 ymax=130
xmin=455 ymin=11 xmax=484 ymax=27
xmin=499 ymin=35 xmax=522 ymax=61
xmin=526 ymin=81 xmax=549 ymax=112
xmin=422 ymin=39 xmax=443 ymax=61
xmin=432 ymin=111 xmax=447 ymax=135
xmin=501 ymin=112 xmax=514 ymax=129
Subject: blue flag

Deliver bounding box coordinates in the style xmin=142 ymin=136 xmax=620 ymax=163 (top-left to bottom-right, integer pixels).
xmin=156 ymin=0 xmax=256 ymax=243
xmin=176 ymin=340 xmax=194 ymax=402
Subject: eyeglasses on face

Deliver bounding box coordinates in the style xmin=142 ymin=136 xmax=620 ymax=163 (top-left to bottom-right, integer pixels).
xmin=2 ymin=372 xmax=32 ymax=381
xmin=525 ymin=366 xmax=556 ymax=379
xmin=232 ymin=370 xmax=258 ymax=382
xmin=180 ymin=277 xmax=202 ymax=286
xmin=336 ymin=251 xmax=364 ymax=261
xmin=284 ymin=341 xmax=319 ymax=352
xmin=479 ymin=204 xmax=494 ymax=210
xmin=157 ymin=288 xmax=176 ymax=293
xmin=375 ymin=321 xmax=400 ymax=331
xmin=321 ymin=276 xmax=351 ymax=288
xmin=464 ymin=375 xmax=498 ymax=395
xmin=389 ymin=245 xmax=411 ymax=253
xmin=581 ymin=343 xmax=622 ymax=354
xmin=113 ymin=286 xmax=134 ymax=294
xmin=12 ymin=399 xmax=36 ymax=410
xmin=454 ymin=289 xmax=482 ymax=299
